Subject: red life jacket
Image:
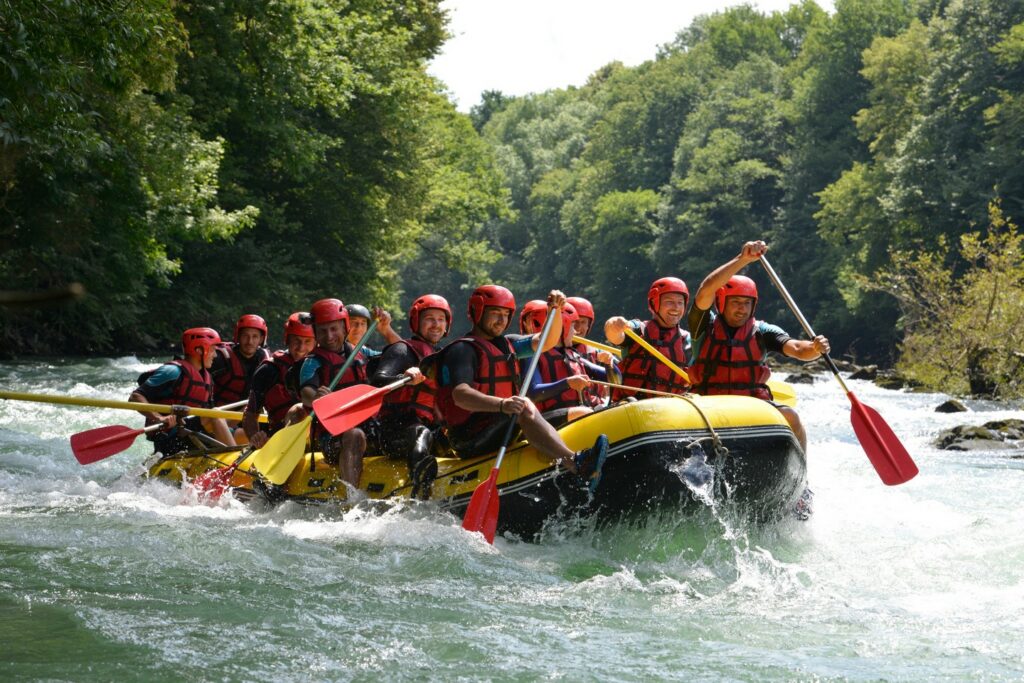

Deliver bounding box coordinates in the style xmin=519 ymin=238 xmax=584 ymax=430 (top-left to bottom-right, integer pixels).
xmin=158 ymin=360 xmax=213 ymax=408
xmin=534 ymin=346 xmax=601 ymax=412
xmin=573 ymin=343 xmax=609 ymax=405
xmin=611 ymin=320 xmax=691 ymax=401
xmin=689 ymin=315 xmax=772 ymax=400
xmin=212 ymin=343 xmax=269 ymax=404
xmin=261 ymin=350 xmax=300 ymax=429
xmin=380 ymin=337 xmax=440 ymax=425
xmin=435 ymin=335 xmax=520 ymax=428
xmin=310 ymin=343 xmax=367 ymax=391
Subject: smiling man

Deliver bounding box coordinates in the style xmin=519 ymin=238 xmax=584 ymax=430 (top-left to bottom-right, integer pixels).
xmin=604 ymin=277 xmax=693 ymax=402
xmin=210 ymin=314 xmax=272 ymax=406
xmin=298 ymin=298 xmax=370 ymax=487
xmin=369 ymin=294 xmax=452 ymax=498
xmin=688 ymin=240 xmax=829 ymax=453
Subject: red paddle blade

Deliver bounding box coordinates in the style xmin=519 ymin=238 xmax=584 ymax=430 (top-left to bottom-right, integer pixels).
xmin=192 ymin=463 xmax=238 ymax=501
xmin=848 ymin=393 xmax=919 ymax=486
xmin=70 ymin=425 xmax=144 ymax=465
xmin=462 ymin=468 xmax=501 ymax=543
xmin=313 ymin=384 xmax=387 ymax=436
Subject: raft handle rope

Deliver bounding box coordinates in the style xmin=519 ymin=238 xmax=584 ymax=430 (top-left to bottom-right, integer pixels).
xmin=586 ymin=380 xmax=727 ymax=458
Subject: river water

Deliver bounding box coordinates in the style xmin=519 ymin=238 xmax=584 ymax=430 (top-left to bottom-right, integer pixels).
xmin=1 ymin=357 xmax=1022 ymax=681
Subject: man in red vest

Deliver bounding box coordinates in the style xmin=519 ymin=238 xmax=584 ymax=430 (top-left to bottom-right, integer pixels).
xmin=299 ymin=299 xmax=369 ymax=487
xmin=211 ymin=314 xmax=272 ymax=406
xmin=241 ymin=312 xmax=316 ymax=448
xmin=688 ymin=240 xmax=829 ymax=452
xmin=434 ymin=286 xmax=608 ymax=493
xmin=370 ymin=294 xmax=451 ymax=498
xmin=604 ymin=277 xmax=692 ymax=402
xmin=520 ymin=301 xmax=613 ymax=428
xmin=130 ymin=327 xmax=236 ymax=455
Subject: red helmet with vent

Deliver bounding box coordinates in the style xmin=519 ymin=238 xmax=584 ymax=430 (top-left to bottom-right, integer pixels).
xmin=234 ymin=314 xmax=268 ymax=344
xmin=715 ymin=275 xmax=758 ymax=314
xmin=467 ymin=285 xmax=516 ymax=331
xmin=519 ymin=300 xmax=547 ymax=334
xmin=566 ymin=296 xmax=594 ymax=322
xmin=647 ymin=277 xmax=689 ymax=315
xmin=284 ymin=312 xmax=314 ymax=339
xmin=310 ymin=298 xmax=348 ymax=326
xmin=181 ymin=327 xmax=221 ymax=360
xmin=409 ymin=294 xmax=452 ymax=337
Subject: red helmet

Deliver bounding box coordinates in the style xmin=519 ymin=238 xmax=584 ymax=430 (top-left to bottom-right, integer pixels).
xmin=284 ymin=312 xmax=314 ymax=339
xmin=519 ymin=301 xmax=577 ymax=343
xmin=181 ymin=327 xmax=221 ymax=360
xmin=715 ymin=275 xmax=758 ymax=314
xmin=310 ymin=298 xmax=348 ymax=326
xmin=559 ymin=302 xmax=579 ymax=344
xmin=408 ymin=294 xmax=452 ymax=337
xmin=519 ymin=300 xmax=547 ymax=334
xmin=648 ymin=277 xmax=689 ymax=315
xmin=566 ymin=296 xmax=594 ymax=322
xmin=234 ymin=314 xmax=268 ymax=343
xmin=467 ymin=285 xmax=516 ymax=330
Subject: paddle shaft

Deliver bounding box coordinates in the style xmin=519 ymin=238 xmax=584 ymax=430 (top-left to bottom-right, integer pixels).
xmin=623 ymin=327 xmax=692 ymax=384
xmin=0 ymin=390 xmax=265 ymax=422
xmin=759 ymin=255 xmax=917 ymax=485
xmin=100 ymin=422 xmax=163 ymax=446
xmin=587 ymin=379 xmax=685 ymax=399
xmin=759 ymin=257 xmax=848 ymax=389
xmin=571 ymin=335 xmax=622 ymax=358
xmin=327 ymin=322 xmax=378 ymax=392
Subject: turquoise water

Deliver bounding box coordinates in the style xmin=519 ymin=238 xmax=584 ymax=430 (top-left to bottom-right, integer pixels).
xmin=2 ymin=358 xmax=1023 ymax=681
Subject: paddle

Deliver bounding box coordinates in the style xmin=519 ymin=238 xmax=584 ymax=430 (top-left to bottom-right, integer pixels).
xmin=314 ymin=377 xmax=413 ymax=436
xmin=463 ymin=306 xmax=559 ymax=544
xmin=623 ymin=326 xmax=692 ymax=384
xmin=619 ymin=327 xmax=797 ymax=407
xmin=250 ymin=322 xmax=378 ymax=486
xmin=0 ymin=391 xmax=266 ymax=422
xmin=759 ymin=255 xmax=918 ymax=486
xmin=192 ymin=447 xmax=254 ymax=501
xmin=572 ymin=335 xmax=622 ymax=358
xmin=70 ymin=423 xmax=164 ymax=464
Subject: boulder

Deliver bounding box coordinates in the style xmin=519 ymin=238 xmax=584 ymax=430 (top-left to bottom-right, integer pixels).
xmin=934 ymin=399 xmax=968 ymax=413
xmin=935 ymin=419 xmax=1024 ymax=451
xmin=849 ymin=365 xmax=878 ymax=380
xmin=984 ymin=419 xmax=1024 ymax=441
xmin=874 ymin=370 xmax=925 ymax=391
xmin=785 ymin=372 xmax=816 ymax=384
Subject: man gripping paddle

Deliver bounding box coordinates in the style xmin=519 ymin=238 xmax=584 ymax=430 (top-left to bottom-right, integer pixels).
xmin=129 ymin=327 xmax=236 ymax=455
xmin=688 ymin=241 xmax=829 ymax=454
xmin=298 ymin=298 xmax=371 ymax=487
xmin=433 ymin=286 xmax=608 ymax=492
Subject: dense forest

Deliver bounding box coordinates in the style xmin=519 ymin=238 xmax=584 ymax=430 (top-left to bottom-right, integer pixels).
xmin=2 ymin=0 xmax=1023 ymax=396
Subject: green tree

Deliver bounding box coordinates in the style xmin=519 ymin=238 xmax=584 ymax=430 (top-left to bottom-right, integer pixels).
xmin=0 ymin=0 xmax=254 ymax=353
xmin=867 ymin=203 xmax=1024 ymax=397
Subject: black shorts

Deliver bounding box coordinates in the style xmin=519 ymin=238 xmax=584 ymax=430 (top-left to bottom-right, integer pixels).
xmin=447 ymin=412 xmax=518 ymax=458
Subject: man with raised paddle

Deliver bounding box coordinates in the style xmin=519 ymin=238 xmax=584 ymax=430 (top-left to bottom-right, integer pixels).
xmin=433 ymin=286 xmax=609 ymax=492
xmin=604 ymin=277 xmax=693 ymax=402
xmin=368 ymin=294 xmax=451 ymax=499
xmin=520 ymin=300 xmax=614 ymax=428
xmin=129 ymin=327 xmax=236 ymax=455
xmin=688 ymin=240 xmax=829 ymax=454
